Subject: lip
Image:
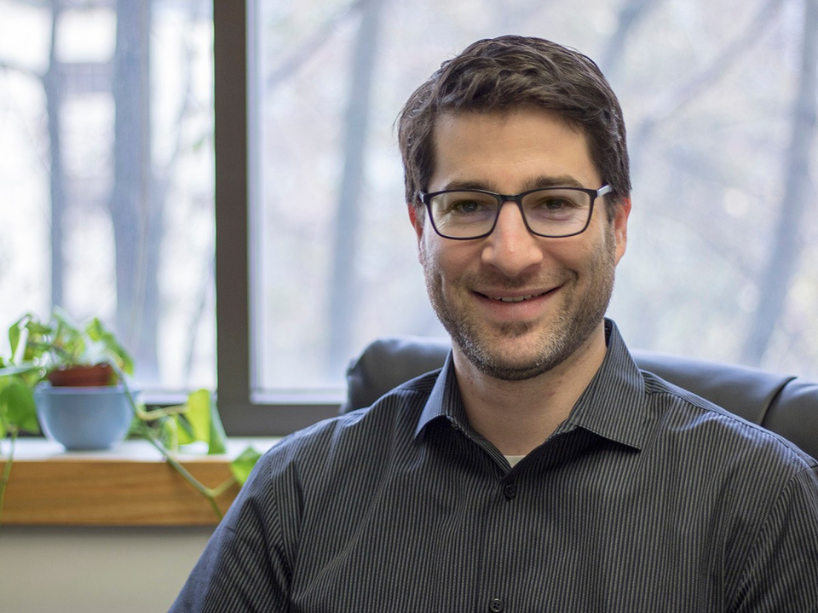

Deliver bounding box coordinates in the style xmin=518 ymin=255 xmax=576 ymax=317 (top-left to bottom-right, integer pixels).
xmin=473 ymin=285 xmax=561 ymax=321
xmin=481 ymin=289 xmax=553 ymax=302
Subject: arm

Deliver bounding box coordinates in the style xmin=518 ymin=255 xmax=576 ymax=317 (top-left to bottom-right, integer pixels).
xmin=732 ymin=466 xmax=818 ymax=612
xmin=168 ymin=452 xmax=296 ymax=613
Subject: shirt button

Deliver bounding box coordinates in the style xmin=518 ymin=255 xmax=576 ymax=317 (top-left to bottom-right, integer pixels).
xmin=503 ymin=481 xmax=517 ymax=500
xmin=489 ymin=597 xmax=504 ymax=612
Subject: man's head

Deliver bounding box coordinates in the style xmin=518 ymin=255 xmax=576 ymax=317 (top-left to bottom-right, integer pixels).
xmin=399 ymin=37 xmax=631 ymax=382
xmin=397 ymin=35 xmax=630 ymax=213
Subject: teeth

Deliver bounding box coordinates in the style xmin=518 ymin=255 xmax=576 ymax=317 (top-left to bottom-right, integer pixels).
xmin=495 ymin=294 xmax=536 ymax=303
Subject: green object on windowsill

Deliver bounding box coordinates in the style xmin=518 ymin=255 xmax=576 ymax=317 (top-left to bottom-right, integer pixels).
xmin=0 ymin=309 xmax=260 ymax=524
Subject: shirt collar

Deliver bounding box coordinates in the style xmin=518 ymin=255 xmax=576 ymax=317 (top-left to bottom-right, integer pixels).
xmin=563 ymin=319 xmax=651 ymax=450
xmin=414 ymin=351 xmax=466 ymax=438
xmin=414 ymin=319 xmax=652 ymax=451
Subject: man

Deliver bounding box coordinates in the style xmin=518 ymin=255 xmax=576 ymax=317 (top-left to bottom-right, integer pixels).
xmin=171 ymin=36 xmax=818 ymax=612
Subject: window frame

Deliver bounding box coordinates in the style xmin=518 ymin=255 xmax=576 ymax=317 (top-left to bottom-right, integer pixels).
xmin=214 ymin=1 xmax=340 ymax=436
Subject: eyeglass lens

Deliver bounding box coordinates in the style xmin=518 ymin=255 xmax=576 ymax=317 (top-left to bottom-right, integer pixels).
xmin=429 ymin=188 xmax=592 ymax=238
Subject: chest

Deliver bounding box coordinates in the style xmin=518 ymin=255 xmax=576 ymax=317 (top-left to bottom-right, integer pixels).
xmin=287 ymin=445 xmax=734 ymax=612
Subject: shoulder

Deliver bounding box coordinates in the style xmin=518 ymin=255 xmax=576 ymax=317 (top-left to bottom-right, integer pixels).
xmin=637 ymin=370 xmax=818 ymax=575
xmin=254 ymin=369 xmax=441 ymax=481
xmin=640 ymin=369 xmax=817 ymax=476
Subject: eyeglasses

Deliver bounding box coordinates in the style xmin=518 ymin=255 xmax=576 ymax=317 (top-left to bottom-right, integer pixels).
xmin=418 ymin=184 xmax=611 ymax=240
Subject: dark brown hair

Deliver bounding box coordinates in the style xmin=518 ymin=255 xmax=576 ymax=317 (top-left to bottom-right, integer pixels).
xmin=397 ymin=36 xmax=630 ymax=213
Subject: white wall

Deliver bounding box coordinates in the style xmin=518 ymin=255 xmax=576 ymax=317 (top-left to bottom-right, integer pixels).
xmin=0 ymin=526 xmax=213 ymax=613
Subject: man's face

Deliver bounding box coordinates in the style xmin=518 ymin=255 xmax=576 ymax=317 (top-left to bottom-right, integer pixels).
xmin=410 ymin=109 xmax=630 ymax=381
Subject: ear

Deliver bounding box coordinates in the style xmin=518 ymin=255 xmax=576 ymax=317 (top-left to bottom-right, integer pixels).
xmin=612 ymin=197 xmax=631 ymax=265
xmin=408 ymin=203 xmax=424 ymax=242
xmin=408 ymin=203 xmax=426 ymax=264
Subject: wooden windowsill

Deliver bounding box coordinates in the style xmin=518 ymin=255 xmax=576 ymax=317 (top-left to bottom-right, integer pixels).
xmin=0 ymin=438 xmax=279 ymax=527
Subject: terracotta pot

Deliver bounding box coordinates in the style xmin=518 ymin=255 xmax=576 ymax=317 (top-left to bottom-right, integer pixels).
xmin=46 ymin=363 xmax=115 ymax=387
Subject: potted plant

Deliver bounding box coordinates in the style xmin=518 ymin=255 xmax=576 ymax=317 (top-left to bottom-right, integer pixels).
xmin=0 ymin=309 xmax=135 ymax=451
xmin=0 ymin=308 xmax=262 ymax=523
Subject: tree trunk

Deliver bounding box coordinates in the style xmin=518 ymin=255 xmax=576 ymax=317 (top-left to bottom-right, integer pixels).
xmin=740 ymin=0 xmax=818 ymax=365
xmin=326 ymin=0 xmax=386 ymax=376
xmin=44 ymin=2 xmax=66 ymax=309
xmin=110 ymin=0 xmax=161 ymax=381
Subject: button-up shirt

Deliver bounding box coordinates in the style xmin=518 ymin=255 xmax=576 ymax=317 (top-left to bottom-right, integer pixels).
xmin=170 ymin=322 xmax=818 ymax=612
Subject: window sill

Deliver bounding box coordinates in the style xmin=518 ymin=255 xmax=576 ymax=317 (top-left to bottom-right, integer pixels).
xmin=0 ymin=438 xmax=279 ymax=526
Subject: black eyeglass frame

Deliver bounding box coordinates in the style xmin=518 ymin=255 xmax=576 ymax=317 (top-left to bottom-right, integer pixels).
xmin=418 ymin=184 xmax=612 ymax=240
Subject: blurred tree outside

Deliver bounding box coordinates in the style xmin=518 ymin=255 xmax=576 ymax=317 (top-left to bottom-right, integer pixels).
xmin=257 ymin=0 xmax=818 ymax=386
xmin=0 ymin=0 xmax=215 ymax=390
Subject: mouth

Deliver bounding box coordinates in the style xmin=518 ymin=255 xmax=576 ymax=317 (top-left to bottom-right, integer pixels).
xmin=479 ymin=288 xmax=557 ymax=303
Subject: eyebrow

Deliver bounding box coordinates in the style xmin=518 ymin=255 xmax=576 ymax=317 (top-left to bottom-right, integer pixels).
xmin=440 ymin=174 xmax=586 ymax=193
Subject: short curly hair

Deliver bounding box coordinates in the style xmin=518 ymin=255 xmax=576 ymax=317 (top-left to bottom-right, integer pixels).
xmin=397 ymin=36 xmax=630 ymax=214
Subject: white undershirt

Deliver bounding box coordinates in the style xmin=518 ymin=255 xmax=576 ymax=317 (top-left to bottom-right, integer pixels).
xmin=505 ymin=455 xmax=526 ymax=467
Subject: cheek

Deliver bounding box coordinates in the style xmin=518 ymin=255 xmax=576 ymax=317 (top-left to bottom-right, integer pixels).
xmin=542 ymin=228 xmax=613 ymax=279
xmin=582 ymin=217 xmax=618 ymax=259
xmin=420 ymin=237 xmax=473 ymax=282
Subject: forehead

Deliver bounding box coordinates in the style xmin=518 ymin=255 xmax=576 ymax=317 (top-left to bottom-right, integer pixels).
xmin=429 ymin=109 xmax=599 ymax=191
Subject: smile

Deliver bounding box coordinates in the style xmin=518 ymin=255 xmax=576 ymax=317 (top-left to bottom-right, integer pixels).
xmin=483 ymin=289 xmax=555 ymax=303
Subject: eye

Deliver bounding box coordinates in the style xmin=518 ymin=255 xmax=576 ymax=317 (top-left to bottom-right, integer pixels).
xmin=530 ymin=195 xmax=580 ymax=210
xmin=451 ymin=198 xmax=488 ymax=214
xmin=436 ymin=192 xmax=495 ymax=216
xmin=524 ymin=190 xmax=590 ymax=227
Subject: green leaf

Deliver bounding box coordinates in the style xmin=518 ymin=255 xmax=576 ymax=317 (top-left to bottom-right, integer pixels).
xmin=85 ymin=318 xmax=104 ymax=341
xmin=51 ymin=309 xmax=72 ymax=334
xmin=25 ymin=321 xmax=51 ymax=336
xmin=8 ymin=313 xmax=33 ymax=363
xmin=0 ymin=378 xmax=40 ymax=434
xmin=8 ymin=321 xmax=21 ymax=360
xmin=157 ymin=416 xmax=176 ymax=451
xmin=179 ymin=389 xmax=228 ymax=454
xmin=174 ymin=414 xmax=196 ymax=446
xmin=230 ymin=446 xmax=262 ymax=485
xmin=86 ymin=317 xmax=134 ymax=375
xmin=208 ymin=416 xmax=227 ymax=455
xmin=208 ymin=400 xmax=227 ymax=456
xmin=185 ymin=389 xmax=212 ymax=443
xmin=125 ymin=414 xmax=143 ymax=439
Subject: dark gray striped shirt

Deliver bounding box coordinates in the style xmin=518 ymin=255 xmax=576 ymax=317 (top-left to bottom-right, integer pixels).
xmin=171 ymin=322 xmax=818 ymax=612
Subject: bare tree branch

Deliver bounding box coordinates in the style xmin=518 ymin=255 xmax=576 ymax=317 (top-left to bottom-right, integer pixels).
xmin=265 ymin=0 xmax=361 ymax=90
xmin=0 ymin=60 xmax=43 ymax=81
xmin=631 ymin=0 xmax=784 ymax=172
xmin=600 ymin=0 xmax=662 ymax=79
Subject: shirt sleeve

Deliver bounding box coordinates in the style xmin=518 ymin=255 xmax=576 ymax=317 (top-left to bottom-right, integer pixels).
xmin=732 ymin=465 xmax=818 ymax=612
xmin=167 ymin=451 xmax=296 ymax=613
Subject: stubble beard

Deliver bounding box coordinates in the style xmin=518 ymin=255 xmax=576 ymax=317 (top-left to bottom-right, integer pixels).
xmin=424 ymin=229 xmax=617 ymax=382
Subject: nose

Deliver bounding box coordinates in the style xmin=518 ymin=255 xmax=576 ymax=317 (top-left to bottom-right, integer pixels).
xmin=481 ymin=201 xmax=544 ymax=276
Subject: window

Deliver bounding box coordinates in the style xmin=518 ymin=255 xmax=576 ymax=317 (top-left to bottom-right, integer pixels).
xmin=0 ymin=0 xmax=215 ymax=394
xmin=4 ymin=0 xmax=817 ymax=436
xmin=226 ymin=0 xmax=818 ymax=434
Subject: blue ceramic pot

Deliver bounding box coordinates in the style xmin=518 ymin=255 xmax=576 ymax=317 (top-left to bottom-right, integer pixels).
xmin=34 ymin=383 xmax=134 ymax=450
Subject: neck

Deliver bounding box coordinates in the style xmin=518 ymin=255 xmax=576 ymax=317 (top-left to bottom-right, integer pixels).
xmin=453 ymin=324 xmax=607 ymax=456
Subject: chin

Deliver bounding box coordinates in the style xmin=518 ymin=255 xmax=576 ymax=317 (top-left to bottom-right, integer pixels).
xmin=450 ymin=321 xmax=578 ymax=381
xmin=460 ymin=340 xmax=575 ymax=381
